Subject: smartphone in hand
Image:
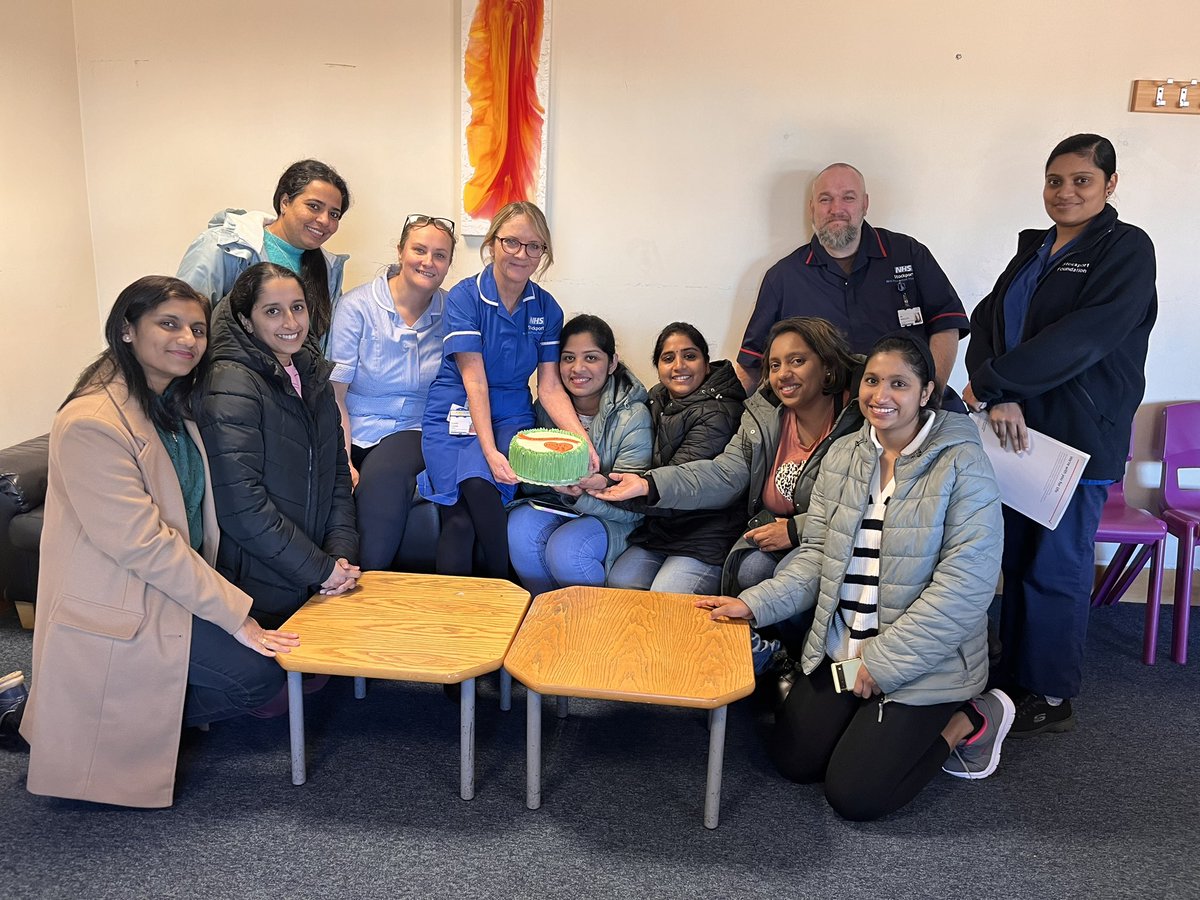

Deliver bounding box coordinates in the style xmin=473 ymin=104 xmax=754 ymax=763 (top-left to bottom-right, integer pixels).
xmin=745 ymin=509 xmax=776 ymax=531
xmin=831 ymin=658 xmax=863 ymax=693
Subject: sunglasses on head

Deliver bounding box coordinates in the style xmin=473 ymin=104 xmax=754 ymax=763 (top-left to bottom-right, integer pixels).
xmin=404 ymin=214 xmax=456 ymax=236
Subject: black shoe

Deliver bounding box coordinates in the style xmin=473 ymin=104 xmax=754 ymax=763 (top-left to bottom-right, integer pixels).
xmin=1009 ymin=693 xmax=1075 ymax=738
xmin=772 ymin=662 xmax=799 ymax=711
xmin=754 ymin=652 xmax=798 ymax=712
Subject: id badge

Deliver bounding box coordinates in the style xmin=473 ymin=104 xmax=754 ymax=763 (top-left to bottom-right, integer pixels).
xmin=897 ymin=306 xmax=924 ymax=327
xmin=447 ymin=404 xmax=476 ymax=436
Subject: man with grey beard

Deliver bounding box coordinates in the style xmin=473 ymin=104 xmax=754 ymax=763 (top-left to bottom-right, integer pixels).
xmin=734 ymin=163 xmax=969 ymax=409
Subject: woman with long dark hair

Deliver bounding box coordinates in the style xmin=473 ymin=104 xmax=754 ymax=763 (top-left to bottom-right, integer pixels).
xmin=595 ymin=317 xmax=863 ymax=670
xmin=597 ymin=317 xmax=862 ymax=594
xmin=602 ymin=322 xmax=747 ymax=595
xmin=507 ymin=313 xmax=652 ymax=594
xmin=22 ymin=276 xmax=299 ymax=808
xmin=197 ymin=263 xmax=359 ymax=629
xmin=177 ymin=158 xmax=351 ymax=341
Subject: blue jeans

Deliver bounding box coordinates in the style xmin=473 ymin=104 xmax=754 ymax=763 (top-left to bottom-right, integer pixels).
xmin=736 ymin=545 xmax=802 ymax=592
xmin=735 ymin=547 xmax=805 ymax=672
xmin=507 ymin=505 xmax=608 ymax=596
xmin=607 ymin=546 xmax=722 ymax=595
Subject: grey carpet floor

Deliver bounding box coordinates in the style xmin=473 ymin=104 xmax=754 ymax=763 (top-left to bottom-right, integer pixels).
xmin=1 ymin=602 xmax=1196 ymax=900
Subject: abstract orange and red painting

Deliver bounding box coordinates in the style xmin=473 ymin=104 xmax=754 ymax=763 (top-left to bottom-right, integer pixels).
xmin=461 ymin=0 xmax=551 ymax=232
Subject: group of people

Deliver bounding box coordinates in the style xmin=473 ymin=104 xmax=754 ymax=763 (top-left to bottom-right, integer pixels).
xmin=16 ymin=132 xmax=1156 ymax=824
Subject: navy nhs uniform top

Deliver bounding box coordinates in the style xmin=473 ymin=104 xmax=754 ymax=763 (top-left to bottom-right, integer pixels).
xmin=418 ymin=264 xmax=563 ymax=505
xmin=737 ymin=221 xmax=969 ymax=369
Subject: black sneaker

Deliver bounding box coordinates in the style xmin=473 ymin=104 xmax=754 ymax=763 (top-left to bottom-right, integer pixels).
xmin=1009 ymin=692 xmax=1075 ymax=738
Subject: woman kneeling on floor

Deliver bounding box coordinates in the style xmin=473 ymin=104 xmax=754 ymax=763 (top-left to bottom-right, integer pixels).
xmin=701 ymin=332 xmax=1012 ymax=821
xmin=23 ymin=277 xmax=299 ymax=808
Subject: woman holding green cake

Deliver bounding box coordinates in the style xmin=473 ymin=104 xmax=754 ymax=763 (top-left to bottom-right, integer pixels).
xmin=507 ymin=314 xmax=653 ymax=594
xmin=418 ymin=202 xmax=596 ymax=578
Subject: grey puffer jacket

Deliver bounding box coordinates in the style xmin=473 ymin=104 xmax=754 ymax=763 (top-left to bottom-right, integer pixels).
xmin=529 ymin=364 xmax=652 ymax=572
xmin=740 ymin=412 xmax=1002 ymax=706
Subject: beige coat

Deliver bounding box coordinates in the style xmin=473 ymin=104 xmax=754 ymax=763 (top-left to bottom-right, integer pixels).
xmin=22 ymin=378 xmax=252 ymax=808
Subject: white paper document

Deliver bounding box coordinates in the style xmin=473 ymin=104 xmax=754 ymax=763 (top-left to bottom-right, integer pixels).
xmin=972 ymin=413 xmax=1090 ymax=530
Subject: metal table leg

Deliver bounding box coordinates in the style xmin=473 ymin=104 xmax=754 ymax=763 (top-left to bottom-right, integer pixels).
xmin=460 ymin=677 xmax=476 ymax=801
xmin=288 ymin=671 xmax=306 ymax=786
xmin=500 ymin=667 xmax=512 ymax=711
xmin=527 ymin=689 xmax=542 ymax=809
xmin=703 ymin=704 xmax=728 ymax=829
xmin=354 ymin=676 xmax=367 ymax=699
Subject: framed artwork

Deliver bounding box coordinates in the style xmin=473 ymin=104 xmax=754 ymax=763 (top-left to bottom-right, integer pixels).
xmin=460 ymin=0 xmax=552 ymax=235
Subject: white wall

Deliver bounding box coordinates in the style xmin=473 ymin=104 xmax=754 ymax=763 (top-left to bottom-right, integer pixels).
xmin=0 ymin=0 xmax=100 ymax=447
xmin=7 ymin=1 xmax=1199 ymax=528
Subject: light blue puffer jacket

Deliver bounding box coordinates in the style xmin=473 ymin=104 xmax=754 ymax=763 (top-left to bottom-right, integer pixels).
xmin=177 ymin=208 xmax=348 ymax=307
xmin=531 ymin=364 xmax=652 ymax=572
xmin=740 ymin=411 xmax=1002 ymax=706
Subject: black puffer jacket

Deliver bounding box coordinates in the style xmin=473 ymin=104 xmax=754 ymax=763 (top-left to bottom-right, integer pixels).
xmin=197 ymin=299 xmax=357 ymax=626
xmin=628 ymin=359 xmax=747 ymax=565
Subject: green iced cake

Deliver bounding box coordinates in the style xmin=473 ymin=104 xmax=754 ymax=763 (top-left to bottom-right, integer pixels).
xmin=508 ymin=428 xmax=589 ymax=486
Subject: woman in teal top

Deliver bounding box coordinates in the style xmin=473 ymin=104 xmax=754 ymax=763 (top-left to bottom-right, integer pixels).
xmin=23 ymin=276 xmax=300 ymax=808
xmin=177 ymin=159 xmax=351 ymax=342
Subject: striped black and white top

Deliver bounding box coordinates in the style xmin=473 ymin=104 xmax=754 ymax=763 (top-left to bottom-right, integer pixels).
xmin=827 ymin=412 xmax=936 ymax=662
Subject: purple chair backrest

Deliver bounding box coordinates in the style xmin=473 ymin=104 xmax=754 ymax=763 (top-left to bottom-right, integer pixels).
xmin=1162 ymin=402 xmax=1200 ymax=514
xmin=1105 ymin=424 xmax=1137 ymax=509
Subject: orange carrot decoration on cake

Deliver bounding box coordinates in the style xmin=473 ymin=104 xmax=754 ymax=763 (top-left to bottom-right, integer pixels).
xmin=463 ymin=0 xmax=546 ymax=220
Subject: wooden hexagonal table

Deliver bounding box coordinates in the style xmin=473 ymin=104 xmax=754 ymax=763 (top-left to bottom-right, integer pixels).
xmin=504 ymin=586 xmax=754 ymax=828
xmin=277 ymin=571 xmax=530 ymax=800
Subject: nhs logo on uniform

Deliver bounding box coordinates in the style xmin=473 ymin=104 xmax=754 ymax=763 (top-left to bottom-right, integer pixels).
xmin=894 ymin=265 xmax=913 ymax=277
xmin=529 ymin=316 xmax=545 ymax=325
xmin=528 ymin=315 xmax=545 ymax=336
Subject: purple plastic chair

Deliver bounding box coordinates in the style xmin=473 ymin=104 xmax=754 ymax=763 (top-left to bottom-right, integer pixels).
xmin=1090 ymin=429 xmax=1166 ymax=664
xmin=1162 ymin=402 xmax=1200 ymax=665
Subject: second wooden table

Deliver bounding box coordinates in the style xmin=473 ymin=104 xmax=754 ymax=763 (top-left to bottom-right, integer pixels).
xmin=504 ymin=586 xmax=755 ymax=828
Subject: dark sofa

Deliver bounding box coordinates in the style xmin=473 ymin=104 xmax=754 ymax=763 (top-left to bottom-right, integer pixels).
xmin=0 ymin=434 xmax=48 ymax=625
xmin=0 ymin=432 xmax=443 ymax=627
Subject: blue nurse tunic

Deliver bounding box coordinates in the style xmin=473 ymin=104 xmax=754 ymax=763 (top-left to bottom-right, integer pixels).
xmin=418 ymin=265 xmax=563 ymax=506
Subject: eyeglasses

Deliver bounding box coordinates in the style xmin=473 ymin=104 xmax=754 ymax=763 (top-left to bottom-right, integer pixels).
xmin=496 ymin=236 xmax=547 ymax=258
xmin=404 ymin=214 xmax=456 ymax=236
